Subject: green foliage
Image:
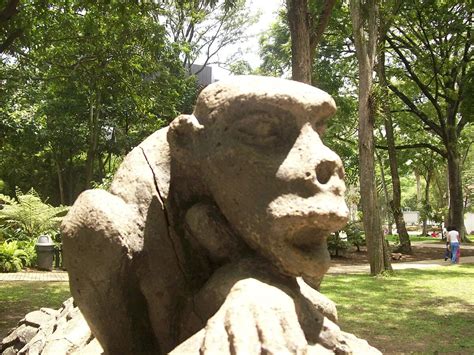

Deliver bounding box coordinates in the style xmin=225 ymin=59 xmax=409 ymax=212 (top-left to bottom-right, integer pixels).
xmin=90 ymin=173 xmax=114 ymax=191
xmin=17 ymin=239 xmax=37 ymax=266
xmin=0 ymin=1 xmax=197 ymax=203
xmin=228 ymin=60 xmax=253 ymax=75
xmin=0 ymin=241 xmax=30 ymax=273
xmin=327 ymin=232 xmax=350 ymax=257
xmin=344 ymin=222 xmax=366 ymax=251
xmin=0 ymin=188 xmax=68 ymax=241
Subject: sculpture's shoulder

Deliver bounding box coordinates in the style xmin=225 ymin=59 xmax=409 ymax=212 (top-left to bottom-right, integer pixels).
xmin=109 ymin=127 xmax=171 ymax=213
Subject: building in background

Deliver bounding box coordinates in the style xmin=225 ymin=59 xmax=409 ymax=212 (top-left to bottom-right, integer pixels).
xmin=190 ymin=64 xmax=217 ymax=86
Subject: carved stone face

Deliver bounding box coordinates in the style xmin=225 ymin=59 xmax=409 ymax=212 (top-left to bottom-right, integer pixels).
xmin=182 ymin=77 xmax=349 ymax=279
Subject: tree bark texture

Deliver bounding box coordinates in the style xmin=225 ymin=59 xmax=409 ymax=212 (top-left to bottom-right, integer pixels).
xmin=287 ymin=0 xmax=312 ymax=84
xmin=55 ymin=158 xmax=65 ymax=205
xmin=350 ymin=0 xmax=392 ymax=274
xmin=376 ymin=50 xmax=411 ymax=254
xmin=446 ymin=139 xmax=466 ymax=241
xmin=85 ymin=92 xmax=101 ymax=189
xmin=287 ymin=0 xmax=337 ymax=85
xmin=421 ymin=171 xmax=432 ymax=237
xmin=375 ymin=148 xmax=392 ymax=235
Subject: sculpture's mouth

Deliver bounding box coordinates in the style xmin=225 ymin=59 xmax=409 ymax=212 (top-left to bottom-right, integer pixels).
xmin=267 ymin=193 xmax=349 ymax=232
xmin=288 ymin=228 xmax=329 ymax=255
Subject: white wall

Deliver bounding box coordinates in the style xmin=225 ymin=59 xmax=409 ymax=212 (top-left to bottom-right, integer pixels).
xmin=403 ymin=211 xmax=420 ymax=225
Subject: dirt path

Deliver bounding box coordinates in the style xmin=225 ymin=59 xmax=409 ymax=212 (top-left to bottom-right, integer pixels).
xmin=328 ymin=241 xmax=474 ymax=274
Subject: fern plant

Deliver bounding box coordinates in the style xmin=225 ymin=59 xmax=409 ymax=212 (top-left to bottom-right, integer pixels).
xmin=0 ymin=188 xmax=69 ymax=241
xmin=0 ymin=241 xmax=30 ymax=272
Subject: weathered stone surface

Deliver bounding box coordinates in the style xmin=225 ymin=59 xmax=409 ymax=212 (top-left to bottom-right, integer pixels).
xmin=71 ymin=338 xmax=103 ymax=355
xmin=1 ymin=346 xmax=18 ymax=355
xmin=39 ymin=308 xmax=58 ymax=317
xmin=57 ymin=75 xmax=379 ymax=354
xmin=14 ymin=325 xmax=37 ymax=345
xmin=1 ymin=327 xmax=22 ymax=349
xmin=1 ymin=297 xmax=99 ymax=355
xmin=24 ymin=311 xmax=52 ymax=328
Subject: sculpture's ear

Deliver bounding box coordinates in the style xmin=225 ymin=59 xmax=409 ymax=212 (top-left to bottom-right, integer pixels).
xmin=168 ymin=114 xmax=204 ymax=155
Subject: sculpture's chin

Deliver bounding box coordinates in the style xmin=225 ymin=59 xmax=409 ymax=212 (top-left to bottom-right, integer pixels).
xmin=262 ymin=226 xmax=331 ymax=279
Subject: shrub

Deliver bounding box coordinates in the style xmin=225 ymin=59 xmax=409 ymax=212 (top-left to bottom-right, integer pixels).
xmin=17 ymin=239 xmax=37 ymax=266
xmin=327 ymin=232 xmax=350 ymax=257
xmin=345 ymin=223 xmax=366 ymax=251
xmin=0 ymin=241 xmax=30 ymax=272
xmin=0 ymin=188 xmax=68 ymax=241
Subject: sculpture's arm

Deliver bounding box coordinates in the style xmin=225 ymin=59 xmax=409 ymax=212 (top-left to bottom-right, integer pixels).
xmin=61 ymin=189 xmax=157 ymax=354
xmin=172 ymin=274 xmax=381 ymax=355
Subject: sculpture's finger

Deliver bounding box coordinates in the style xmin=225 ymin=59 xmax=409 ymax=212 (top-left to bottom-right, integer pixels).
xmin=199 ymin=313 xmax=231 ymax=354
xmin=276 ymin=305 xmax=309 ymax=352
xmin=252 ymin=303 xmax=303 ymax=354
xmin=223 ymin=302 xmax=261 ymax=354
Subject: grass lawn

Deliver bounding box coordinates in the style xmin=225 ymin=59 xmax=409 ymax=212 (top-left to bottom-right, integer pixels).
xmin=321 ymin=265 xmax=474 ymax=354
xmin=385 ymin=234 xmax=440 ymax=244
xmin=0 ymin=282 xmax=71 ymax=339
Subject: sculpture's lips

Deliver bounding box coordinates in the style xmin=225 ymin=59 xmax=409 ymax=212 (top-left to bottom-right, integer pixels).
xmin=267 ymin=193 xmax=349 ymax=232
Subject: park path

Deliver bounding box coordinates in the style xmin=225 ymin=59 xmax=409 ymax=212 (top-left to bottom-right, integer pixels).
xmin=328 ymin=254 xmax=474 ymax=274
xmin=1 ymin=242 xmax=473 ymax=280
xmin=328 ymin=241 xmax=474 ymax=274
xmin=0 ymin=270 xmax=68 ymax=281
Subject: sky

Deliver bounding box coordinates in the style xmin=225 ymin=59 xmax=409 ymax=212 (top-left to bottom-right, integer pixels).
xmin=213 ymin=0 xmax=284 ymax=80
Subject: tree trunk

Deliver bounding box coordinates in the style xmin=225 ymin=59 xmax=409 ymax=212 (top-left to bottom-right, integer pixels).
xmin=375 ymin=148 xmax=391 ymax=234
xmin=376 ymin=49 xmax=411 ymax=254
xmin=287 ymin=0 xmax=312 ymax=84
xmin=421 ymin=170 xmax=432 ymax=237
xmin=85 ymin=92 xmax=101 ymax=189
xmin=415 ymin=170 xmax=422 ymax=207
xmin=350 ymin=0 xmax=392 ymax=275
xmin=55 ymin=158 xmax=65 ymax=205
xmin=446 ymin=140 xmax=467 ymax=241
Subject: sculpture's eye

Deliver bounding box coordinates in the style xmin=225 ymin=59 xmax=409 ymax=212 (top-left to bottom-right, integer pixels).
xmin=232 ymin=115 xmax=282 ymax=147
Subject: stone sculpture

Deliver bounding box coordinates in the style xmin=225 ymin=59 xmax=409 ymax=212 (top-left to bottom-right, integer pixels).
xmin=61 ymin=76 xmax=380 ymax=354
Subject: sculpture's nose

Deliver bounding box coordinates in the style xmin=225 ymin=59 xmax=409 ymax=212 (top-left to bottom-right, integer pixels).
xmin=276 ymin=123 xmax=345 ymax=197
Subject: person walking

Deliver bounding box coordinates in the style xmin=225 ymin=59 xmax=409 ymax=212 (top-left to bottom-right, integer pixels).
xmin=446 ymin=226 xmax=460 ymax=264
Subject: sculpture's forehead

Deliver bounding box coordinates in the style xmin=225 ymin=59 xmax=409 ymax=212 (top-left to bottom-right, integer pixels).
xmin=193 ymin=76 xmax=336 ymax=127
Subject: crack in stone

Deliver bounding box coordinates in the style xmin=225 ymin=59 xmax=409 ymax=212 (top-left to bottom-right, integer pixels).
xmin=139 ymin=147 xmax=187 ymax=281
xmin=139 ymin=148 xmax=207 ymax=331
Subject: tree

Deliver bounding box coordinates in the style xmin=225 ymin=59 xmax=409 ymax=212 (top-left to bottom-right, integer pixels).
xmin=350 ymin=0 xmax=392 ymax=274
xmin=0 ymin=1 xmax=194 ymax=203
xmin=0 ymin=0 xmax=21 ymax=53
xmin=376 ymin=11 xmax=412 ymax=252
xmin=286 ymin=0 xmax=337 ymax=84
xmin=160 ymin=0 xmax=257 ymax=74
xmin=386 ymin=0 xmax=472 ymax=240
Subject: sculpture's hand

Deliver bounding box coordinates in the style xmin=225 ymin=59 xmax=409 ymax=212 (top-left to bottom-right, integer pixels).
xmin=172 ymin=278 xmax=327 ymax=354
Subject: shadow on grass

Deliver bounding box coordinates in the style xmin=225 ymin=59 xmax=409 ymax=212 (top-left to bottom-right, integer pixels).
xmin=321 ymin=265 xmax=474 ymax=354
xmin=0 ymin=281 xmax=71 ymax=339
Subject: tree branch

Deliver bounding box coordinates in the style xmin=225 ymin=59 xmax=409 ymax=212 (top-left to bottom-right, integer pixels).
xmin=376 ymin=143 xmax=447 ymax=158
xmin=457 ymin=25 xmax=472 ymax=137
xmin=0 ymin=0 xmax=19 ymax=23
xmin=309 ymin=0 xmax=337 ymax=54
xmin=387 ymin=33 xmax=444 ymax=121
xmin=0 ymin=28 xmax=22 ymax=53
xmin=387 ymin=82 xmax=443 ymax=138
